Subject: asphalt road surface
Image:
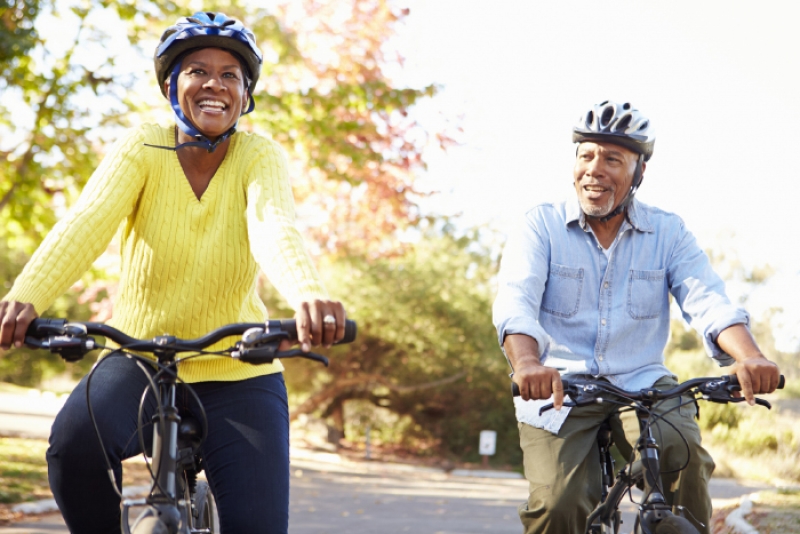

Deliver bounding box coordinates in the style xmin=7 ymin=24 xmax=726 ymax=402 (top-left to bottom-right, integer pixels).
xmin=0 ymin=450 xmax=770 ymax=534
xmin=0 ymin=388 xmax=771 ymax=534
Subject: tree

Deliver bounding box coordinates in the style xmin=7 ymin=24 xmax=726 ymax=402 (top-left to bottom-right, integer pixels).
xmin=0 ymin=1 xmax=455 ymax=394
xmin=1 ymin=0 xmax=41 ymax=75
xmin=273 ymin=224 xmax=519 ymax=462
xmin=1 ymin=0 xmax=448 ymax=256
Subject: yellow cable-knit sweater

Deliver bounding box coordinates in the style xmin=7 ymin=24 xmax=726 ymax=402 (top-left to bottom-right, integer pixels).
xmin=3 ymin=124 xmax=329 ymax=382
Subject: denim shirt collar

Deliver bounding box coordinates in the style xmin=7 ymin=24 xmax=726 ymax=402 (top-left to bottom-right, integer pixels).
xmin=566 ymin=198 xmax=655 ymax=233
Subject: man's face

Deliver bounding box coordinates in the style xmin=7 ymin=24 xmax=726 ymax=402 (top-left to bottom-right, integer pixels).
xmin=573 ymin=141 xmax=643 ymax=218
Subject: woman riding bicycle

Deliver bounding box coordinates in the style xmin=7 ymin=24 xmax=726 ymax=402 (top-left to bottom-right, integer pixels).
xmin=0 ymin=12 xmax=344 ymax=533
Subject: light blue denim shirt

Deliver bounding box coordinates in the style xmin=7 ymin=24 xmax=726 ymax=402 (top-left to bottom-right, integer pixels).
xmin=493 ymin=198 xmax=749 ymax=397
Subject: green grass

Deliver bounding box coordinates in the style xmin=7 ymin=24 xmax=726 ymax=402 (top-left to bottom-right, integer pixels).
xmin=0 ymin=438 xmax=51 ymax=504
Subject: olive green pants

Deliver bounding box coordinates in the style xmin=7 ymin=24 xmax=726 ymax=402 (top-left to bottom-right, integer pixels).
xmin=518 ymin=376 xmax=714 ymax=534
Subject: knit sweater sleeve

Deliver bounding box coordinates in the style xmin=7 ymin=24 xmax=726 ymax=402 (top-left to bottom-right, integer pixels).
xmin=244 ymin=137 xmax=329 ymax=309
xmin=3 ymin=127 xmax=149 ymax=313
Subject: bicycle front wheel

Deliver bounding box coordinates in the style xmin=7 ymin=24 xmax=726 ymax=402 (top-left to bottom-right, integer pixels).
xmin=131 ymin=516 xmax=171 ymax=534
xmin=192 ymin=480 xmax=220 ymax=533
xmin=636 ymin=514 xmax=700 ymax=534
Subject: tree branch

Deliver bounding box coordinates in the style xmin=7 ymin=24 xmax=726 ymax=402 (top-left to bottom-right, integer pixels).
xmin=289 ymin=370 xmax=468 ymax=422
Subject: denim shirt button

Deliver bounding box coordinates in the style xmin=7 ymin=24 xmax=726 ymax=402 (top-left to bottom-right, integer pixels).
xmin=601 ymin=319 xmax=607 ymax=326
xmin=603 ymin=282 xmax=609 ymax=288
xmin=598 ymin=355 xmax=604 ymax=361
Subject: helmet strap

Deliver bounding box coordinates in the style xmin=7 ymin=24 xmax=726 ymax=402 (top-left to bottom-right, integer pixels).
xmin=591 ymin=154 xmax=644 ymax=223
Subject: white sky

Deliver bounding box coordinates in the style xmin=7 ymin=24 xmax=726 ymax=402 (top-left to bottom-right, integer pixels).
xmin=389 ymin=0 xmax=800 ymax=351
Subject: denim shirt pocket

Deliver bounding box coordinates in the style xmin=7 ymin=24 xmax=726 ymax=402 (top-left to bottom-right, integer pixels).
xmin=627 ymin=268 xmax=666 ymax=319
xmin=541 ymin=263 xmax=584 ymax=318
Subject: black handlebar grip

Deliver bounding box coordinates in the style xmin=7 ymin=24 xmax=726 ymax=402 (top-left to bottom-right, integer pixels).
xmin=277 ymin=319 xmax=357 ymax=344
xmin=342 ymin=320 xmax=357 ymax=344
xmin=511 ymin=382 xmax=521 ymax=397
xmin=727 ymin=374 xmax=785 ymax=390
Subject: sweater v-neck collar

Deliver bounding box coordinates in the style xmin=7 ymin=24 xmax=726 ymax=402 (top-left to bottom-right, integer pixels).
xmin=170 ymin=130 xmax=237 ymax=204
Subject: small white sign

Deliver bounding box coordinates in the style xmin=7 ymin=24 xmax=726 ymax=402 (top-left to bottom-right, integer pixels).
xmin=479 ymin=430 xmax=497 ymax=456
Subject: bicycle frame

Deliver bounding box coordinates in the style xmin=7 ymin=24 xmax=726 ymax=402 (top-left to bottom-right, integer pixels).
xmin=122 ymin=337 xmax=191 ymax=534
xmin=512 ymin=374 xmax=784 ymax=534
xmin=586 ymin=404 xmax=680 ymax=534
xmin=24 ymin=317 xmax=356 ymax=533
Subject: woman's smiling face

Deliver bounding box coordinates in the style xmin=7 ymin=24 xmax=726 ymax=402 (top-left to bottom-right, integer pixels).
xmin=168 ymin=47 xmax=249 ymax=140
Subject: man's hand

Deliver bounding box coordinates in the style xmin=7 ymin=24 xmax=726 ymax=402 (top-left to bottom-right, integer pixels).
xmin=0 ymin=301 xmax=38 ymax=354
xmin=717 ymin=323 xmax=781 ymax=406
xmin=504 ymin=333 xmax=564 ymax=409
xmin=729 ymin=356 xmax=780 ymax=406
xmin=513 ymin=361 xmax=565 ymax=409
xmin=291 ymin=299 xmax=346 ymax=352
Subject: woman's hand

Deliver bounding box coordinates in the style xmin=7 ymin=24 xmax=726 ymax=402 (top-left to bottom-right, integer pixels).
xmin=277 ymin=299 xmax=346 ymax=352
xmin=0 ymin=301 xmax=38 ymax=353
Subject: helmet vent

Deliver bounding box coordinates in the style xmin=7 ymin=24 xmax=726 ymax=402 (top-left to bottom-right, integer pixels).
xmin=638 ymin=120 xmax=649 ymax=131
xmin=622 ymin=102 xmax=631 ymax=110
xmin=614 ymin=114 xmax=632 ymax=132
xmin=600 ymin=106 xmax=615 ymax=128
xmin=586 ymin=111 xmax=594 ymax=128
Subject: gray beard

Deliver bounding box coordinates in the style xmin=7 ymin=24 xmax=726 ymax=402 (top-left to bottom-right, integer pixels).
xmin=580 ymin=193 xmax=616 ymax=218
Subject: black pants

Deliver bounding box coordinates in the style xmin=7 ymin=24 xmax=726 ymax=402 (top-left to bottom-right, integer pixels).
xmin=47 ymin=354 xmax=290 ymax=533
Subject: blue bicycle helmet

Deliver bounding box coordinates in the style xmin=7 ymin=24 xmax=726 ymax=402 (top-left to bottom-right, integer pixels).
xmin=572 ymin=100 xmax=656 ymax=222
xmin=151 ymin=12 xmax=264 ymax=152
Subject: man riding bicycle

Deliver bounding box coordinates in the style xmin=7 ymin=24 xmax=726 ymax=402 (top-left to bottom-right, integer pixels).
xmin=0 ymin=12 xmax=344 ymax=534
xmin=492 ymin=100 xmax=780 ymax=534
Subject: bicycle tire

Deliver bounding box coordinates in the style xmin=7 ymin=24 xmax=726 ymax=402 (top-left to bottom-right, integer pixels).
xmin=635 ymin=514 xmax=700 ymax=534
xmin=131 ymin=516 xmax=171 ymax=534
xmin=192 ymin=480 xmax=220 ymax=533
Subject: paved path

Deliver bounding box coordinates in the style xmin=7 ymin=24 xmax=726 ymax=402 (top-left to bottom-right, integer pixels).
xmin=0 ymin=449 xmax=771 ymax=534
xmin=3 ymin=458 xmax=532 ymax=533
xmin=0 ymin=386 xmax=773 ymax=533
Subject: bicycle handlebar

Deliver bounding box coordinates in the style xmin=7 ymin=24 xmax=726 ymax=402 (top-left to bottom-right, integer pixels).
xmin=24 ymin=318 xmax=357 ymax=365
xmin=511 ymin=374 xmax=785 ymax=414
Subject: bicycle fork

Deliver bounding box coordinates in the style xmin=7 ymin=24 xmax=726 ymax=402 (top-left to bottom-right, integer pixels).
xmin=634 ymin=409 xmax=675 ymax=534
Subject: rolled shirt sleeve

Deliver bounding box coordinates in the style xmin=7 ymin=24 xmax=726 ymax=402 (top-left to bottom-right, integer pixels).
xmin=667 ymin=221 xmax=749 ymax=365
xmin=493 ymin=210 xmax=552 ymax=361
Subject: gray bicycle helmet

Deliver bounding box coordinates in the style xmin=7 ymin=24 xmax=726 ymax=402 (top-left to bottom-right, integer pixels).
xmin=572 ymin=100 xmax=655 ymax=161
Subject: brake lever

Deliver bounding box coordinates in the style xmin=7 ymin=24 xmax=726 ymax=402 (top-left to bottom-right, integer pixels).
xmin=275 ymin=349 xmax=329 ymax=367
xmin=24 ymin=335 xmax=97 ymax=362
xmin=232 ymin=344 xmax=329 ymax=367
xmin=722 ymin=396 xmax=773 ymax=410
xmin=538 ymin=401 xmax=577 ymax=415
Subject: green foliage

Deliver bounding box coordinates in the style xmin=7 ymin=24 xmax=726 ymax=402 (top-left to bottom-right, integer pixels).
xmin=0 ymin=0 xmax=42 ymax=76
xmin=274 ymin=224 xmax=519 ymax=463
xmin=0 ymin=236 xmax=98 ymax=386
xmin=664 ymin=316 xmax=799 ymax=483
xmin=709 ymin=411 xmax=795 ymax=456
